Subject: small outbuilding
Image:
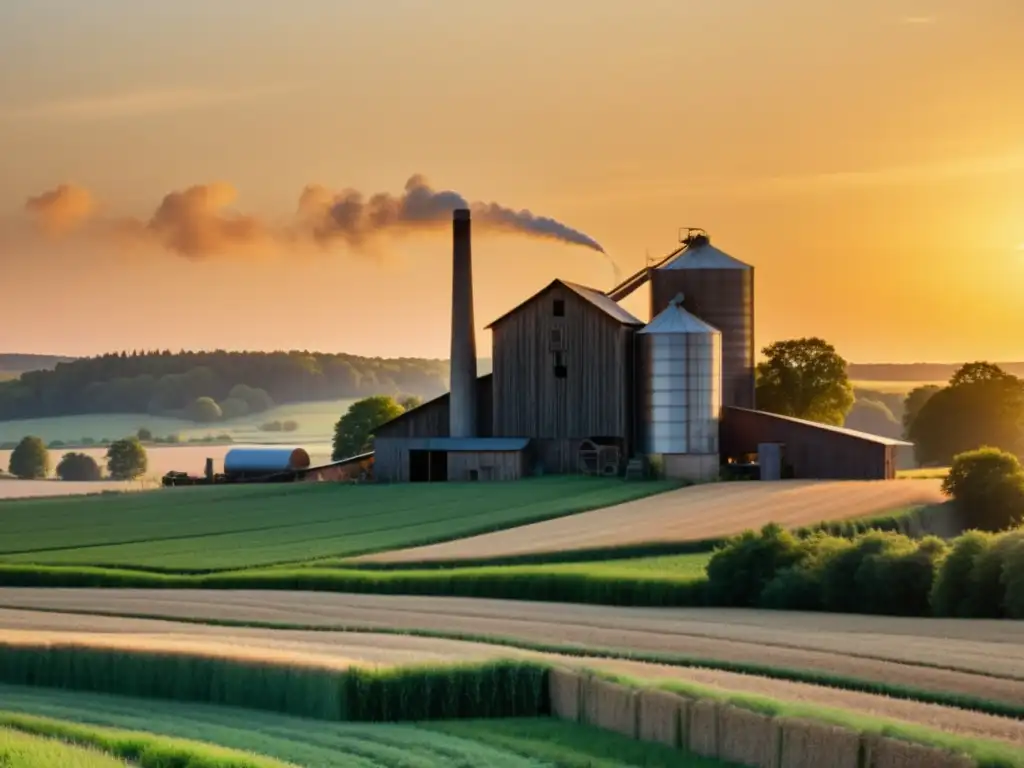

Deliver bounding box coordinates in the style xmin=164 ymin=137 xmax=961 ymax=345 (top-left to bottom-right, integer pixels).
xmin=373 ymin=436 xmax=532 ymax=483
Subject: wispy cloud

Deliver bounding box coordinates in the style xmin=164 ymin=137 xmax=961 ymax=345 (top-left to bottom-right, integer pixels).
xmin=0 ymin=83 xmax=302 ymax=123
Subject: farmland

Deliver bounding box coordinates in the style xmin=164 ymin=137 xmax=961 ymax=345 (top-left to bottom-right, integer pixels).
xmin=0 ymin=477 xmax=680 ymax=570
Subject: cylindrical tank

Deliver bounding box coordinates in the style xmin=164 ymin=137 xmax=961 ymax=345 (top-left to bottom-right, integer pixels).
xmin=649 ymin=234 xmax=754 ymax=410
xmin=223 ymin=447 xmax=311 ymax=475
xmin=637 ymin=294 xmax=722 ymax=470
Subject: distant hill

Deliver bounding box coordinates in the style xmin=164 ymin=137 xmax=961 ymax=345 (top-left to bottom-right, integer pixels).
xmin=847 ymin=362 xmax=1024 ymax=382
xmin=0 ymin=354 xmax=77 ymax=380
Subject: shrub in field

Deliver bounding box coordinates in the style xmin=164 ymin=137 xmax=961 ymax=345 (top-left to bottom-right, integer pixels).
xmin=963 ymin=530 xmax=1024 ymax=618
xmin=854 ymin=536 xmax=948 ymax=616
xmin=758 ymin=533 xmax=849 ymax=611
xmin=218 ymin=396 xmax=250 ymax=420
xmin=1001 ymin=540 xmax=1024 ymax=619
xmin=187 ymin=396 xmax=223 ymax=423
xmin=105 ymin=437 xmax=147 ymax=480
xmin=818 ymin=531 xmax=917 ymax=613
xmin=705 ymin=523 xmax=808 ymax=607
xmin=930 ymin=530 xmax=996 ymax=617
xmin=56 ymin=452 xmax=102 ymax=481
xmin=942 ymin=446 xmax=1024 ymax=532
xmin=7 ymin=436 xmax=49 ymax=479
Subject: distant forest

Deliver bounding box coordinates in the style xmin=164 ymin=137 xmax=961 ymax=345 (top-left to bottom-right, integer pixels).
xmin=0 ymin=351 xmax=451 ymax=421
xmin=846 ymin=362 xmax=1024 ymax=381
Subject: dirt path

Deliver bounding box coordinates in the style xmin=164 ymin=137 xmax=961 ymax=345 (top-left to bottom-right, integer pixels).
xmin=0 ymin=589 xmax=1019 ymax=706
xmin=356 ymin=479 xmax=945 ymax=563
xmin=0 ymin=606 xmax=1021 ymax=746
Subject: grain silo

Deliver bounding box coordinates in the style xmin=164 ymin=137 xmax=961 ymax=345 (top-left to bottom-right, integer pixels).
xmin=649 ymin=230 xmax=755 ymax=410
xmin=637 ymin=293 xmax=722 ymax=481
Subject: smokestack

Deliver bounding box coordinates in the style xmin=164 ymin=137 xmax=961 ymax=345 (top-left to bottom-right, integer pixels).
xmin=449 ymin=208 xmax=478 ymax=438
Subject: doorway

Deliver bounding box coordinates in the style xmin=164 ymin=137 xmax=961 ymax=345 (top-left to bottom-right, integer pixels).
xmin=409 ymin=449 xmax=448 ymax=482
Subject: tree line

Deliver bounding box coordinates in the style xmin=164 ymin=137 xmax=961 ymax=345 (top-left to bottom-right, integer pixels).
xmin=0 ymin=350 xmax=450 ymax=421
xmin=6 ymin=436 xmax=148 ymax=482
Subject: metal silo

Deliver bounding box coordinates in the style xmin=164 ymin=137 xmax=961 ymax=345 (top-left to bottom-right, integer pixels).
xmin=637 ymin=294 xmax=722 ymax=481
xmin=649 ymin=230 xmax=754 ymax=410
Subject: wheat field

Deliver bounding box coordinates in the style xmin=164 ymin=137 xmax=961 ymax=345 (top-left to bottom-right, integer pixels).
xmin=357 ymin=479 xmax=946 ymax=563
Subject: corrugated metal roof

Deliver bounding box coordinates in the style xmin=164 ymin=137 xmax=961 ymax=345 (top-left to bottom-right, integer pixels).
xmin=727 ymin=407 xmax=914 ymax=446
xmin=486 ymin=279 xmax=642 ymax=329
xmin=639 ymin=294 xmax=720 ymax=335
xmin=661 ymin=242 xmax=751 ymax=271
xmin=559 ymin=281 xmax=644 ymax=326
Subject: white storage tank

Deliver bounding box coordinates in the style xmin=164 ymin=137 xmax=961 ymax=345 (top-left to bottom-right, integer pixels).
xmin=637 ymin=293 xmax=722 ymax=481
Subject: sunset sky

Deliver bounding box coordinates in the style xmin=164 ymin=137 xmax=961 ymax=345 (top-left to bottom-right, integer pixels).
xmin=1 ymin=0 xmax=1022 ymax=364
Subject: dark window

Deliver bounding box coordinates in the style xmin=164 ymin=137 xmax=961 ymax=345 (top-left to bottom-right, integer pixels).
xmin=549 ymin=327 xmax=564 ymax=350
xmin=554 ymin=351 xmax=567 ymax=379
xmin=553 ymin=299 xmax=565 ymax=316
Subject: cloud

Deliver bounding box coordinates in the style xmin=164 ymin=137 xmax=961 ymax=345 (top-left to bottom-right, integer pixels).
xmin=0 ymin=83 xmax=301 ymax=123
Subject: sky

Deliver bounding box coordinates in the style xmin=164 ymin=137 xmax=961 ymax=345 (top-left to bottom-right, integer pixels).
xmin=1 ymin=0 xmax=1022 ymax=364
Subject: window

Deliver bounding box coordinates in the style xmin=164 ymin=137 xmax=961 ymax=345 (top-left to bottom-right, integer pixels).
xmin=554 ymin=351 xmax=567 ymax=379
xmin=549 ymin=327 xmax=564 ymax=350
xmin=553 ymin=299 xmax=565 ymax=317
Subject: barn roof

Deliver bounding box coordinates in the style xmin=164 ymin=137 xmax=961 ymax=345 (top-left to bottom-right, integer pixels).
xmin=485 ymin=279 xmax=643 ymax=329
xmin=726 ymin=407 xmax=913 ymax=446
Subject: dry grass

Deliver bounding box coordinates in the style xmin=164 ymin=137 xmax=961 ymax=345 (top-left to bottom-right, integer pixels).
xmin=1 ymin=601 xmax=1023 ymax=744
xmin=358 ymin=479 xmax=945 ymax=563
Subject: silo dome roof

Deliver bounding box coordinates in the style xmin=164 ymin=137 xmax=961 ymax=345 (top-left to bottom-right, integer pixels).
xmin=660 ymin=240 xmax=751 ymax=270
xmin=639 ymin=294 xmax=721 ymax=335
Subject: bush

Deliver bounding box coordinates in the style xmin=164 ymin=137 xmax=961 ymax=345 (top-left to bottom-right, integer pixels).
xmin=282 ymin=419 xmax=299 ymax=432
xmin=1001 ymin=540 xmax=1024 ymax=619
xmin=219 ymin=396 xmax=250 ymax=420
xmin=963 ymin=530 xmax=1024 ymax=618
xmin=186 ymin=396 xmax=223 ymax=423
xmin=8 ymin=436 xmax=50 ymax=479
xmin=818 ymin=531 xmax=912 ymax=613
xmin=55 ymin=452 xmax=102 ymax=481
xmin=855 ymin=536 xmax=947 ymax=616
xmin=105 ymin=438 xmax=148 ymax=481
xmin=47 ymin=439 xmax=65 ymax=448
xmin=758 ymin=533 xmax=850 ymax=611
xmin=942 ymin=447 xmax=1024 ymax=531
xmin=931 ymin=530 xmax=995 ymax=617
xmin=260 ymin=420 xmax=283 ymax=432
xmin=705 ymin=523 xmax=808 ymax=607
xmin=136 ymin=427 xmax=152 ymax=441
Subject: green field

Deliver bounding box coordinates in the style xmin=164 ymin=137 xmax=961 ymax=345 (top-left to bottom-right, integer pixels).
xmin=0 ymin=726 xmax=131 ymax=768
xmin=0 ymin=686 xmax=730 ymax=768
xmin=0 ymin=399 xmax=357 ymax=447
xmin=0 ymin=477 xmax=679 ymax=571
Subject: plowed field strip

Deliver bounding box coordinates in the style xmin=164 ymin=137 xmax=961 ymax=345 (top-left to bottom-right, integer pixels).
xmin=0 ymin=609 xmax=1022 ymax=746
xmin=357 ymin=479 xmax=945 ymax=563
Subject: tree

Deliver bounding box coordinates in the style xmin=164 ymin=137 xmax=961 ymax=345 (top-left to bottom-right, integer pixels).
xmin=398 ymin=395 xmax=423 ymax=412
xmin=332 ymin=395 xmax=405 ymax=460
xmin=56 ymin=452 xmax=102 ymax=481
xmin=754 ymin=338 xmax=854 ymax=426
xmin=942 ymin=447 xmax=1024 ymax=531
xmin=909 ymin=364 xmax=1024 ymax=466
xmin=902 ymin=384 xmax=941 ymax=437
xmin=8 ymin=436 xmax=49 ymax=479
xmin=106 ymin=437 xmax=148 ymax=480
xmin=136 ymin=427 xmax=153 ymax=442
xmin=844 ymin=399 xmax=901 ymax=439
xmin=219 ymin=396 xmax=250 ymax=420
xmin=186 ymin=396 xmax=223 ymax=423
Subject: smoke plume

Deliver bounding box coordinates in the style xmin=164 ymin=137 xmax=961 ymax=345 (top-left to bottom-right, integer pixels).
xmin=19 ymin=174 xmax=609 ymax=262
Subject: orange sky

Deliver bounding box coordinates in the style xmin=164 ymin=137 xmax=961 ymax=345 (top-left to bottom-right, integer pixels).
xmin=1 ymin=0 xmax=1022 ymax=364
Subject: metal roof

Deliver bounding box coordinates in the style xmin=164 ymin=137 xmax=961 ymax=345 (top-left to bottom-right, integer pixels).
xmin=560 ymin=281 xmax=644 ymax=326
xmin=660 ymin=241 xmax=751 ymax=271
xmin=486 ymin=279 xmax=643 ymax=329
xmin=638 ymin=294 xmax=720 ymax=335
xmin=726 ymin=407 xmax=914 ymax=446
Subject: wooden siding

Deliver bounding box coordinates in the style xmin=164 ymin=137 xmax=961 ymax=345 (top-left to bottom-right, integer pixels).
xmin=374 ymin=375 xmax=493 ymax=440
xmin=720 ymin=407 xmax=897 ymax=480
xmin=491 ymin=285 xmax=634 ymax=453
xmin=373 ymin=437 xmax=525 ymax=482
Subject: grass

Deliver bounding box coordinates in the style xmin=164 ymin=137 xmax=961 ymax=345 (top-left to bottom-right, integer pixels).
xmin=0 ymin=714 xmax=290 ymax=768
xmin=0 ymin=687 xmax=736 ymax=767
xmin=0 ymin=727 xmax=132 ymax=768
xmin=0 ymin=477 xmax=678 ymax=571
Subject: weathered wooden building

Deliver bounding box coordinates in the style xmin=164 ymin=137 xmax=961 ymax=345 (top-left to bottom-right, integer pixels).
xmin=488 ymin=280 xmax=644 ymax=474
xmin=720 ymin=406 xmax=910 ymax=480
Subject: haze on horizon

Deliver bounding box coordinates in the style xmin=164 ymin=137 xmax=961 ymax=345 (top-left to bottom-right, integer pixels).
xmin=1 ymin=0 xmax=1022 ymax=365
